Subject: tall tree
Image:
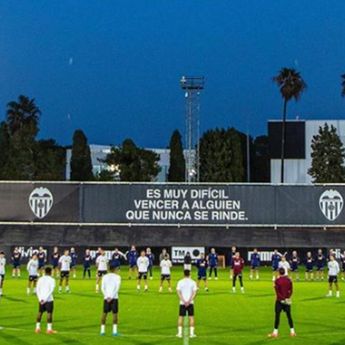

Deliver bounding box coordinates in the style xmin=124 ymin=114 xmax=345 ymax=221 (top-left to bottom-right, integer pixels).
xmin=308 ymin=123 xmax=345 ymax=183
xmin=168 ymin=130 xmax=185 ymax=182
xmin=70 ymin=130 xmax=93 ymax=181
xmin=103 ymin=139 xmax=160 ymax=181
xmin=0 ymin=122 xmax=10 ymax=179
xmin=252 ymin=135 xmax=270 ymax=182
xmin=273 ymin=68 xmax=306 ymax=183
xmin=199 ymin=128 xmax=244 ymax=182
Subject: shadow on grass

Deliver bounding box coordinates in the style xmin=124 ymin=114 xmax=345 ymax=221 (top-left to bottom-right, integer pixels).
xmin=2 ymin=296 xmax=29 ymax=303
xmin=0 ymin=332 xmax=32 ymax=345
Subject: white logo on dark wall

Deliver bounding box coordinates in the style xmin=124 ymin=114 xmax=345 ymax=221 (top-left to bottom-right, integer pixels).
xmin=29 ymin=187 xmax=54 ymax=219
xmin=319 ymin=189 xmax=344 ymax=221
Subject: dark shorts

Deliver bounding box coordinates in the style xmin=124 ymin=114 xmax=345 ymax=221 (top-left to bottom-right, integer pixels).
xmin=98 ymin=270 xmax=107 ymax=277
xmin=29 ymin=275 xmax=38 ymax=282
xmin=103 ymin=299 xmax=118 ymax=314
xmin=38 ymin=263 xmax=45 ymax=269
xmin=60 ymin=271 xmax=70 ymax=279
xmin=179 ymin=304 xmax=194 ymax=317
xmin=138 ymin=272 xmax=147 ymax=280
xmin=129 ymin=263 xmax=136 ymax=268
xmin=305 ymin=268 xmax=313 ymax=273
xmin=71 ymin=264 xmax=76 ymax=269
xmin=275 ymin=300 xmax=291 ymax=314
xmin=198 ymin=275 xmax=207 ymax=281
xmin=272 ymin=267 xmax=278 ymax=272
xmin=291 ymin=267 xmax=298 ymax=272
xmin=0 ymin=274 xmax=5 ymax=281
xmin=39 ymin=301 xmax=54 ymax=314
xmin=329 ymin=275 xmax=338 ymax=283
xmin=161 ymin=274 xmax=171 ymax=281
xmin=316 ymin=266 xmax=324 ymax=271
xmin=251 ymin=265 xmax=259 ymax=270
xmin=52 ymin=263 xmax=59 ymax=269
xmin=13 ymin=263 xmax=20 ymax=269
xmin=233 ymin=272 xmax=242 ymax=278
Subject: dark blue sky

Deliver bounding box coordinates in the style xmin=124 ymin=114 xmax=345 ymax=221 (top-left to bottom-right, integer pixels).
xmin=1 ymin=1 xmax=345 ymax=147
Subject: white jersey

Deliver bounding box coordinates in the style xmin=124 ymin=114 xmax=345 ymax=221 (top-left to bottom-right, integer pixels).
xmin=328 ymin=260 xmax=340 ymax=276
xmin=27 ymin=259 xmax=39 ymax=276
xmin=137 ymin=256 xmax=149 ymax=273
xmin=59 ymin=255 xmax=72 ymax=271
xmin=0 ymin=257 xmax=6 ymax=275
xmin=96 ymin=255 xmax=108 ymax=271
xmin=176 ymin=277 xmax=197 ymax=305
xmin=36 ymin=275 xmax=55 ymax=302
xmin=101 ymin=273 xmax=121 ymax=300
xmin=278 ymin=261 xmax=290 ymax=275
xmin=160 ymin=259 xmax=172 ymax=275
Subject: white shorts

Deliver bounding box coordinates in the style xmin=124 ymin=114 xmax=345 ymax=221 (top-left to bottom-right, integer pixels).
xmin=184 ymin=264 xmax=192 ymax=271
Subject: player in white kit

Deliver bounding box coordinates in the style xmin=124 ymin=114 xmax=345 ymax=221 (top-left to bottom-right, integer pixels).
xmin=100 ymin=266 xmax=121 ymax=336
xmin=58 ymin=250 xmax=72 ymax=293
xmin=96 ymin=249 xmax=109 ymax=293
xmin=137 ymin=251 xmax=150 ymax=291
xmin=0 ymin=251 xmax=6 ymax=296
xmin=27 ymin=253 xmax=39 ymax=295
xmin=159 ymin=254 xmax=173 ymax=292
xmin=35 ymin=267 xmax=57 ymax=334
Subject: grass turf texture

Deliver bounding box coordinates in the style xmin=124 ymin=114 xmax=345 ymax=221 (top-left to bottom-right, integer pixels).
xmin=0 ymin=266 xmax=344 ymax=345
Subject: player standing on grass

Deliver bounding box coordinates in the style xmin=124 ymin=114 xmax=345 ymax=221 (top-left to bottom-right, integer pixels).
xmin=96 ymin=249 xmax=109 ymax=293
xmin=146 ymin=247 xmax=155 ymax=280
xmin=208 ymin=248 xmax=218 ymax=280
xmin=340 ymin=250 xmax=345 ymax=281
xmin=176 ymin=270 xmax=197 ymax=339
xmin=315 ymin=249 xmax=326 ymax=280
xmin=159 ymin=254 xmax=172 ymax=292
xmin=229 ymin=246 xmax=237 ymax=279
xmin=58 ymin=250 xmax=71 ymax=293
xmin=83 ymin=249 xmax=92 ymax=279
xmin=100 ymin=266 xmax=121 ymax=336
xmin=159 ymin=248 xmax=170 ymax=262
xmin=232 ymin=252 xmax=245 ymax=293
xmin=27 ymin=253 xmax=39 ymax=295
xmin=326 ymin=255 xmax=340 ymax=298
xmin=137 ymin=250 xmax=149 ymax=292
xmin=0 ymin=251 xmax=6 ymax=296
xmin=51 ymin=246 xmax=60 ymax=278
xmin=271 ymin=249 xmax=282 ymax=281
xmin=249 ymin=248 xmax=261 ymax=280
xmin=184 ymin=252 xmax=192 ymax=271
xmin=278 ymin=256 xmax=291 ymax=276
xmin=127 ymin=245 xmax=138 ymax=279
xmin=196 ymin=253 xmax=209 ymax=291
xmin=35 ymin=267 xmax=57 ymax=334
xmin=268 ymin=267 xmax=296 ymax=338
xmin=12 ymin=247 xmax=21 ymax=277
xmin=70 ymin=247 xmax=78 ymax=278
xmin=305 ymin=251 xmax=314 ymax=281
xmin=290 ymin=251 xmax=300 ymax=281
xmin=38 ymin=247 xmax=46 ymax=276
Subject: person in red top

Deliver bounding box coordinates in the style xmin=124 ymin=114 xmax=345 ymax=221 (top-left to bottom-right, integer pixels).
xmin=268 ymin=267 xmax=296 ymax=338
xmin=232 ymin=252 xmax=244 ymax=293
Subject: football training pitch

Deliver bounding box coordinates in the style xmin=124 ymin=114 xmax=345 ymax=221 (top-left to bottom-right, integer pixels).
xmin=0 ymin=266 xmax=344 ymax=345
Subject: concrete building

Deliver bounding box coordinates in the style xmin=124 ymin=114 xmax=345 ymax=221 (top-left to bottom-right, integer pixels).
xmin=66 ymin=145 xmax=193 ymax=182
xmin=269 ymin=119 xmax=345 ymax=184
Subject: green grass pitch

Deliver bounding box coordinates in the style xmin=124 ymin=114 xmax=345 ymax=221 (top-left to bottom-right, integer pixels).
xmin=0 ymin=266 xmax=344 ymax=345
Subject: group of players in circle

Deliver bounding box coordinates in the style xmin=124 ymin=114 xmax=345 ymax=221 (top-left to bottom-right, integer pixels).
xmin=0 ymin=245 xmax=344 ymax=338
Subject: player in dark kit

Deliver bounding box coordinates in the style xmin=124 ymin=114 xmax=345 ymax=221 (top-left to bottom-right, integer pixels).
xmin=290 ymin=251 xmax=300 ymax=281
xmin=12 ymin=247 xmax=22 ymax=278
xmin=38 ymin=247 xmax=47 ymax=275
xmin=316 ymin=249 xmax=326 ymax=281
xmin=83 ymin=249 xmax=92 ymax=279
xmin=271 ymin=249 xmax=282 ymax=281
xmin=127 ymin=245 xmax=138 ymax=279
xmin=340 ymin=250 xmax=345 ymax=281
xmin=250 ymin=248 xmax=261 ymax=280
xmin=196 ymin=253 xmax=209 ymax=291
xmin=146 ymin=248 xmax=155 ymax=280
xmin=305 ymin=252 xmax=314 ymax=281
xmin=268 ymin=267 xmax=296 ymax=338
xmin=70 ymin=248 xmax=78 ymax=278
xmin=229 ymin=246 xmax=237 ymax=279
xmin=51 ymin=247 xmax=60 ymax=278
xmin=111 ymin=248 xmax=126 ymax=270
xmin=208 ymin=248 xmax=218 ymax=280
xmin=232 ymin=252 xmax=245 ymax=293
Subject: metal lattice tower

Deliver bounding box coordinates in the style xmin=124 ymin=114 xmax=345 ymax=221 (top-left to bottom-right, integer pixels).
xmin=180 ymin=76 xmax=204 ymax=182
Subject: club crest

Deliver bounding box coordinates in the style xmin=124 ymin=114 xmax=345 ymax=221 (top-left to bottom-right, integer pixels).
xmin=319 ymin=189 xmax=343 ymax=221
xmin=29 ymin=187 xmax=54 ymax=219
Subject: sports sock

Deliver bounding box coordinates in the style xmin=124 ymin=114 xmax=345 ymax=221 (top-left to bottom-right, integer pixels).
xmin=290 ymin=328 xmax=295 ymax=333
xmin=27 ymin=287 xmax=30 ymax=294
xmin=36 ymin=322 xmax=40 ymax=330
xmin=113 ymin=324 xmax=118 ymax=334
xmin=190 ymin=327 xmax=195 ymax=336
xmin=177 ymin=326 xmax=182 ymax=336
xmin=47 ymin=323 xmax=52 ymax=331
xmin=273 ymin=329 xmax=278 ymax=335
xmin=101 ymin=325 xmax=105 ymax=334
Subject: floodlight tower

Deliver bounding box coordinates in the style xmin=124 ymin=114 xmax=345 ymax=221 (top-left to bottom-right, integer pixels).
xmin=180 ymin=76 xmax=204 ymax=183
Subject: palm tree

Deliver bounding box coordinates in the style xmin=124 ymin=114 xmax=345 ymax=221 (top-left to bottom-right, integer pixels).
xmin=341 ymin=74 xmax=345 ymax=97
xmin=273 ymin=68 xmax=306 ymax=183
xmin=6 ymin=95 xmax=41 ymax=134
